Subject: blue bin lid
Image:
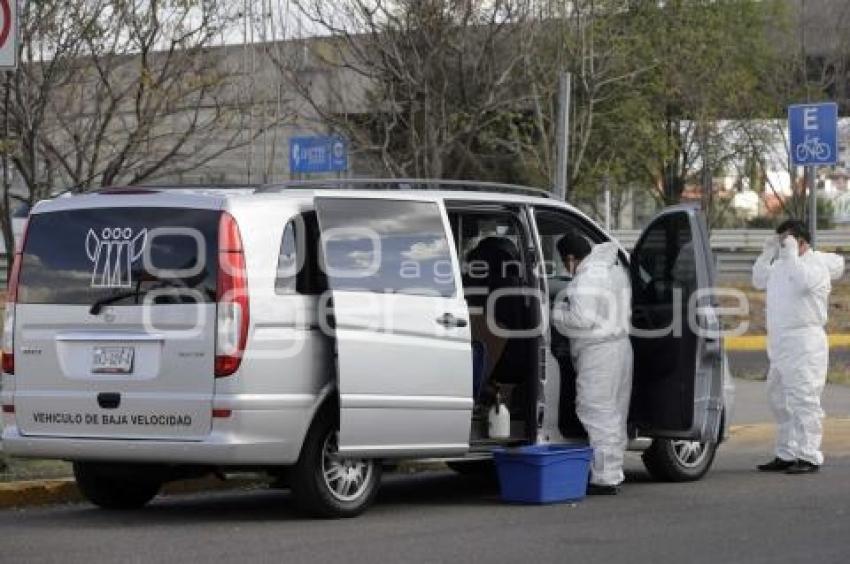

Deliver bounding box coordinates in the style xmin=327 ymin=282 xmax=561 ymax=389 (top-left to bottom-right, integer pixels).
xmin=493 ymin=444 xmax=593 ymax=466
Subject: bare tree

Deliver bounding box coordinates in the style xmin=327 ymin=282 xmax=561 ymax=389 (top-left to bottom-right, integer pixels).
xmin=518 ymin=1 xmax=655 ymax=217
xmin=279 ymin=0 xmax=541 ymax=180
xmin=0 ymin=0 xmax=98 ymax=256
xmin=0 ymin=0 xmax=291 ymax=258
xmin=38 ymin=1 xmax=280 ymax=191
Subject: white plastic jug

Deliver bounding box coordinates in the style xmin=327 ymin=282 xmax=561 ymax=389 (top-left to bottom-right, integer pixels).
xmin=488 ymin=398 xmax=511 ymax=440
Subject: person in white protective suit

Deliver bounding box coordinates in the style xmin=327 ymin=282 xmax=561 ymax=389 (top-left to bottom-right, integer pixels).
xmin=551 ymin=233 xmax=633 ymax=495
xmin=752 ymin=219 xmax=845 ymax=474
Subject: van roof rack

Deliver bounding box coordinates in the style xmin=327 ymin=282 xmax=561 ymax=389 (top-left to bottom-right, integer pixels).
xmin=257 ymin=178 xmax=552 ymax=199
xmin=89 ymin=184 xmax=261 ymax=194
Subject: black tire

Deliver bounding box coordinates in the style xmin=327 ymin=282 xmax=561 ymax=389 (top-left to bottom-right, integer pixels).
xmin=73 ymin=462 xmax=162 ymax=509
xmin=446 ymin=459 xmax=496 ymax=477
xmin=641 ymin=438 xmax=718 ymax=482
xmin=290 ymin=410 xmax=382 ymax=518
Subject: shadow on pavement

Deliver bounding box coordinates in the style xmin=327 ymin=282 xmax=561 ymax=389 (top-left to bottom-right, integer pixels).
xmin=15 ymin=465 xmax=656 ymax=526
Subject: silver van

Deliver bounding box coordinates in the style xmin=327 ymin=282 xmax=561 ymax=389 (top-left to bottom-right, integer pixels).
xmin=1 ymin=180 xmax=732 ymax=517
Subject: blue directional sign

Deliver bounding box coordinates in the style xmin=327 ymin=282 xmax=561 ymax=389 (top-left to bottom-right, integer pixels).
xmin=289 ymin=135 xmax=348 ymax=174
xmin=789 ymin=103 xmax=838 ymax=166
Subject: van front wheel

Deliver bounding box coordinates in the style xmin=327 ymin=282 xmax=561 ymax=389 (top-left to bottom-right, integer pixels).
xmin=291 ymin=412 xmax=381 ymax=518
xmin=641 ymin=439 xmax=717 ymax=482
xmin=73 ymin=462 xmax=162 ymax=509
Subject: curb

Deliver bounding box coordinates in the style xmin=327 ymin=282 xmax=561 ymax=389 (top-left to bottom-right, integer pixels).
xmin=0 ymin=475 xmax=265 ymax=510
xmin=725 ymin=334 xmax=850 ymax=352
xmin=4 ymin=419 xmax=850 ymax=510
xmin=0 ymin=478 xmax=81 ymax=509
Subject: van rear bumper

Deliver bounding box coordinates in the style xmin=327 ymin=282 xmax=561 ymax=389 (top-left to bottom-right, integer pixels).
xmin=1 ymin=403 xmax=315 ymax=466
xmin=2 ymin=430 xmax=295 ymax=465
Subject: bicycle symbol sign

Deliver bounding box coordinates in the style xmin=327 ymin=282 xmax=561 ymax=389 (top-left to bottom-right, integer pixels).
xmin=789 ymin=103 xmax=838 ymax=166
xmin=795 ymin=134 xmax=831 ymax=162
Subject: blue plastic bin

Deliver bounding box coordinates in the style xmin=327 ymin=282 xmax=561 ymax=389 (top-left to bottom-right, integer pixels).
xmin=493 ymin=444 xmax=593 ymax=504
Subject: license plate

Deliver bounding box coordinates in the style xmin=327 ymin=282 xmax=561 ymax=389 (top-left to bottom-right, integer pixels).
xmin=92 ymin=346 xmax=135 ymax=374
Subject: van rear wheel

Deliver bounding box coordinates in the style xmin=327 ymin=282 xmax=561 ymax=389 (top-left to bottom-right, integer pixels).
xmin=291 ymin=411 xmax=381 ymax=518
xmin=73 ymin=462 xmax=162 ymax=509
xmin=641 ymin=438 xmax=717 ymax=482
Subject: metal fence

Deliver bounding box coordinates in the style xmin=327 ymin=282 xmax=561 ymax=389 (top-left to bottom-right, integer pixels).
xmin=613 ymin=229 xmax=850 ymax=277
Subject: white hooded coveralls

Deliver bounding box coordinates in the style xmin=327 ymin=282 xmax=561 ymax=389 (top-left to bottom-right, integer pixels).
xmin=752 ymin=236 xmax=845 ymax=465
xmin=552 ymin=242 xmax=633 ymax=486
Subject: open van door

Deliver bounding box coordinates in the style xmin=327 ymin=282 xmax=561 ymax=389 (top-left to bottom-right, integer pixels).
xmin=314 ymin=195 xmax=473 ymax=457
xmin=629 ymin=205 xmax=724 ymax=444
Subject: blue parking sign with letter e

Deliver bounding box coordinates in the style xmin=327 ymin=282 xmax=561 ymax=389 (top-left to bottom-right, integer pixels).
xmin=788 ymin=103 xmax=838 ymax=166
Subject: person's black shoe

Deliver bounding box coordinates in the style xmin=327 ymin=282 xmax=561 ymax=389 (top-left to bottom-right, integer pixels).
xmin=756 ymin=457 xmax=795 ymax=472
xmin=785 ymin=460 xmax=820 ymax=474
xmin=587 ymin=483 xmax=619 ymax=496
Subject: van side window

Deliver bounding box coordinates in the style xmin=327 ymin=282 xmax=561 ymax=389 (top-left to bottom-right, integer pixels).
xmin=449 ymin=210 xmax=528 ymax=284
xmin=275 ymin=212 xmax=327 ymax=295
xmin=534 ymin=208 xmax=606 ymax=280
xmin=275 ymin=220 xmax=298 ymax=294
xmin=317 ymin=199 xmax=456 ymax=297
xmin=632 ymin=212 xmax=695 ymax=305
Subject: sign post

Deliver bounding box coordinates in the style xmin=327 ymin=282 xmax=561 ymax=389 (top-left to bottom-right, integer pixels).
xmin=0 ymin=0 xmax=17 ymax=70
xmin=554 ymin=72 xmax=571 ymax=200
xmin=788 ymin=102 xmax=839 ymax=248
xmin=289 ymin=135 xmax=348 ymax=177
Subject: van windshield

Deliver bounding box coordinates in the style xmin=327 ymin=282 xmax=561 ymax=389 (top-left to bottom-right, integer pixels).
xmin=18 ymin=207 xmax=219 ymax=305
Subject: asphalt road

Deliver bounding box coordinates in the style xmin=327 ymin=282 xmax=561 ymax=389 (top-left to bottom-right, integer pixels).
xmin=730 ymin=374 xmax=850 ymax=424
xmin=1 ymin=447 xmax=848 ymax=563
xmin=2 ymin=377 xmax=850 ymax=564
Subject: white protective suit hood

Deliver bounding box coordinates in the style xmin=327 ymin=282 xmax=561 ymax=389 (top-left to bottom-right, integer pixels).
xmin=580 ymin=240 xmax=620 ymax=268
xmin=552 ymin=241 xmax=631 ymax=345
xmin=817 ymin=250 xmax=845 ymax=281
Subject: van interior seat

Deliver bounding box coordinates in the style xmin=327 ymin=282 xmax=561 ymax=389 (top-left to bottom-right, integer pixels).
xmin=463 ymin=236 xmax=528 ymax=406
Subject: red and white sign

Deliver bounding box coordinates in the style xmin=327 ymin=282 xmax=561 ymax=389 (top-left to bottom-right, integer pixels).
xmin=0 ymin=0 xmax=16 ymax=70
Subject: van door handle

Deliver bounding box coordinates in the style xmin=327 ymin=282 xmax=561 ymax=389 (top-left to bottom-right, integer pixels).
xmin=436 ymin=313 xmax=468 ymax=328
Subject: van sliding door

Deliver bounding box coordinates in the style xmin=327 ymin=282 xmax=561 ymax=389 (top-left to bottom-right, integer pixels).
xmin=314 ymin=195 xmax=473 ymax=457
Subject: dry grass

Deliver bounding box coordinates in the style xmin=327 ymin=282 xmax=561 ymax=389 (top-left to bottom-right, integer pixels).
xmin=0 ymin=457 xmax=72 ymax=482
xmin=736 ymin=370 xmax=850 ymax=386
xmin=718 ymin=278 xmax=850 ymax=335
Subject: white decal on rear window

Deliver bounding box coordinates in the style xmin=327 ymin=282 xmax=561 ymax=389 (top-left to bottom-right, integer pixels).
xmin=86 ymin=227 xmax=148 ymax=288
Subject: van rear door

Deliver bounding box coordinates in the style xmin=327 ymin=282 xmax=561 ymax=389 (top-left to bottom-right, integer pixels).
xmin=13 ymin=205 xmax=220 ymax=441
xmin=629 ymin=205 xmax=724 ymax=443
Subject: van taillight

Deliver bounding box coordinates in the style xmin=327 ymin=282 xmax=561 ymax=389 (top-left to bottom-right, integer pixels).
xmin=215 ymin=212 xmax=249 ymax=377
xmin=2 ymin=220 xmax=27 ymax=375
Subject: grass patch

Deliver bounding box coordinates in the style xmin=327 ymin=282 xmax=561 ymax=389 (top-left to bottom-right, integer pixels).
xmin=828 ymin=370 xmax=850 ymax=387
xmin=719 ymin=279 xmax=850 ymax=335
xmin=0 ymin=455 xmax=72 ymax=483
xmin=734 ymin=371 xmax=766 ymax=382
xmin=734 ymin=370 xmax=850 ymax=386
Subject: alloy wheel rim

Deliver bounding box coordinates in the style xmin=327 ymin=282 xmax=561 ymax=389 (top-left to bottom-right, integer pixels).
xmin=321 ymin=431 xmax=373 ymax=502
xmin=671 ymin=440 xmax=708 ymax=468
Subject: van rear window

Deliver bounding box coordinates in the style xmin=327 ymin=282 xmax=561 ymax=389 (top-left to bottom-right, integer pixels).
xmin=18 ymin=207 xmax=219 ymax=305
